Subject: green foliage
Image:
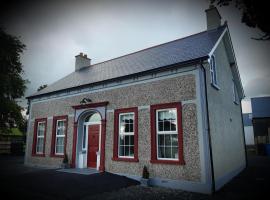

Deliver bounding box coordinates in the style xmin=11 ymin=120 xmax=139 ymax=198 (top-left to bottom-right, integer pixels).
xmin=211 ymin=0 xmax=270 ymax=40
xmin=63 ymin=154 xmax=69 ymax=164
xmin=37 ymin=84 xmax=47 ymax=91
xmin=0 ymin=28 xmax=27 ymax=134
xmin=142 ymin=166 xmax=149 ymax=179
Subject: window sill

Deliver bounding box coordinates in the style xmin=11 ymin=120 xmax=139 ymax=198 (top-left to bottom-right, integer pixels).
xmin=112 ymin=157 xmax=139 ymax=162
xmin=150 ymin=159 xmax=185 ymax=165
xmin=211 ymin=83 xmax=220 ymax=90
xmin=32 ymin=153 xmax=45 ymax=157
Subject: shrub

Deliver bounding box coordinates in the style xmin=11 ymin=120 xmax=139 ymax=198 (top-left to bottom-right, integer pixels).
xmin=142 ymin=166 xmax=149 ymax=179
xmin=63 ymin=154 xmax=68 ymax=164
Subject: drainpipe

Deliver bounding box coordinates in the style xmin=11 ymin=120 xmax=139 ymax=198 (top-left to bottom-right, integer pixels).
xmin=239 ymin=101 xmax=248 ymax=168
xmin=200 ymin=62 xmax=216 ymax=193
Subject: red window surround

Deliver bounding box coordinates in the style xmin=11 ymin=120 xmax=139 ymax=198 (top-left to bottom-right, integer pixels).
xmin=32 ymin=118 xmax=47 ymax=157
xmin=50 ymin=115 xmax=68 ymax=158
xmin=112 ymin=107 xmax=139 ymax=162
xmin=150 ymin=102 xmax=185 ymax=165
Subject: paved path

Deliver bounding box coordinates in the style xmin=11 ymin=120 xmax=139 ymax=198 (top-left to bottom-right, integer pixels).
xmin=0 ymin=156 xmax=139 ymax=200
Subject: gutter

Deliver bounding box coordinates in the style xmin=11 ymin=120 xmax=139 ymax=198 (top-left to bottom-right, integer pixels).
xmin=200 ymin=62 xmax=216 ymax=193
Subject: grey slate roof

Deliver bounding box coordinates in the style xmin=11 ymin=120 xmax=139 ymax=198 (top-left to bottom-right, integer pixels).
xmin=29 ymin=25 xmax=226 ymax=98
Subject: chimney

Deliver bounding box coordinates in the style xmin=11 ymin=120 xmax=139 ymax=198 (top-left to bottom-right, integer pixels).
xmin=205 ymin=5 xmax=221 ymax=30
xmin=75 ymin=52 xmax=91 ymax=71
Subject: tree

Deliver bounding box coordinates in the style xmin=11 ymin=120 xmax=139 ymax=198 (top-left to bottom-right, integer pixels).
xmin=211 ymin=0 xmax=270 ymax=40
xmin=0 ymin=28 xmax=27 ymax=134
xmin=37 ymin=84 xmax=47 ymax=91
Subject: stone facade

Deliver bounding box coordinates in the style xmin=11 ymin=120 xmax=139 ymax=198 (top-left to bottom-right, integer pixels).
xmin=25 ymin=72 xmax=202 ymax=182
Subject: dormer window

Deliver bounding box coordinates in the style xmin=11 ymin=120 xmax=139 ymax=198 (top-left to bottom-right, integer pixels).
xmin=210 ymin=55 xmax=219 ymax=89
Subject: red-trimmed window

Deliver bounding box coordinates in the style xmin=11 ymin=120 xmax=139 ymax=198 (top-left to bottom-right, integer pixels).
xmin=113 ymin=107 xmax=138 ymax=162
xmin=51 ymin=116 xmax=68 ymax=157
xmin=150 ymin=102 xmax=184 ymax=165
xmin=32 ymin=118 xmax=47 ymax=156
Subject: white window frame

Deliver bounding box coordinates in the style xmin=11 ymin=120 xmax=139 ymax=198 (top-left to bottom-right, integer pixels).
xmin=36 ymin=121 xmax=45 ymax=154
xmin=55 ymin=119 xmax=66 ymax=155
xmin=118 ymin=112 xmax=135 ymax=159
xmin=156 ymin=108 xmax=178 ymax=161
xmin=210 ymin=55 xmax=219 ymax=89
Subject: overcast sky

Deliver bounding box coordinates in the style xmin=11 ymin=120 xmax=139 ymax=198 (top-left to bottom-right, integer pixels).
xmin=1 ymin=0 xmax=269 ymax=112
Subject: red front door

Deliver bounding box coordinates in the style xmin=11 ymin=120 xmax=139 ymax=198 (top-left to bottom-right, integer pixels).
xmin=87 ymin=125 xmax=100 ymax=168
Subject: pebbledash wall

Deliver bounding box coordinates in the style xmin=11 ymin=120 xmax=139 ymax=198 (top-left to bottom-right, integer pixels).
xmin=25 ymin=65 xmax=211 ymax=191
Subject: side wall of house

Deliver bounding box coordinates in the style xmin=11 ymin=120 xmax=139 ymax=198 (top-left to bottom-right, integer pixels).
xmin=204 ymin=39 xmax=246 ymax=190
xmin=25 ymin=67 xmax=209 ymax=189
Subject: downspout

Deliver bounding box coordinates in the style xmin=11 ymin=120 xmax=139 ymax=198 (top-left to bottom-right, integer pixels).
xmin=240 ymin=101 xmax=248 ymax=168
xmin=200 ymin=62 xmax=216 ymax=193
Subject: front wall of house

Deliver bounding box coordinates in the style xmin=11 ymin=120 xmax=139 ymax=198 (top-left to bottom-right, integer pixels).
xmin=25 ymin=71 xmax=201 ymax=181
xmin=205 ymin=39 xmax=246 ymax=185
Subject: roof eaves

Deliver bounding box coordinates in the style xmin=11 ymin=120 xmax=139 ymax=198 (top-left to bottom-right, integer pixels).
xmin=27 ymin=56 xmax=208 ymax=100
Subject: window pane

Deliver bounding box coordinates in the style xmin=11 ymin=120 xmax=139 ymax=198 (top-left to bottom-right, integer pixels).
xmin=124 ymin=135 xmax=129 ymax=145
xmin=171 ymin=135 xmax=178 ymax=146
xmin=119 ymin=145 xmax=124 ymax=156
xmin=56 ymin=145 xmax=64 ymax=154
xmin=158 ymin=134 xmax=164 ymax=146
xmin=169 ymin=110 xmax=176 ymax=120
xmin=124 ymin=122 xmax=130 ymax=132
xmin=130 ymin=123 xmax=134 ymax=132
xmin=120 ymin=123 xmax=125 ymax=134
xmin=130 ymin=135 xmax=134 ymax=146
xmin=37 ymin=123 xmax=45 ymax=136
xmin=172 ymin=147 xmax=178 ymax=159
xmin=158 ymin=111 xmax=164 ymax=121
xmin=130 ymin=146 xmax=134 ymax=157
xmin=165 ymin=135 xmax=171 ymax=146
xmin=158 ymin=122 xmax=164 ymax=132
xmin=36 ymin=138 xmax=44 ymax=153
xmin=56 ymin=137 xmax=64 ymax=146
xmin=165 ymin=147 xmax=171 ymax=158
xmin=85 ymin=113 xmax=101 ymax=123
xmin=164 ymin=120 xmax=171 ymax=131
xmin=119 ymin=135 xmax=124 ymax=145
xmin=124 ymin=146 xmax=129 ymax=156
xmin=82 ymin=126 xmax=86 ymax=149
xmin=158 ymin=146 xmax=164 ymax=158
xmin=127 ymin=114 xmax=133 ymax=123
xmin=164 ymin=111 xmax=170 ymax=120
xmin=171 ymin=120 xmax=177 ymax=131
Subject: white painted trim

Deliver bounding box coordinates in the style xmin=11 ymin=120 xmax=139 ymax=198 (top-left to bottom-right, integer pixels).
xmin=30 ymin=66 xmax=198 ymax=105
xmin=208 ymin=27 xmax=228 ymax=57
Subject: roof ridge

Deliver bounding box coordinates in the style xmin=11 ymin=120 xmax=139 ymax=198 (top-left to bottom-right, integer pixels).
xmin=91 ymin=26 xmax=225 ymax=67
